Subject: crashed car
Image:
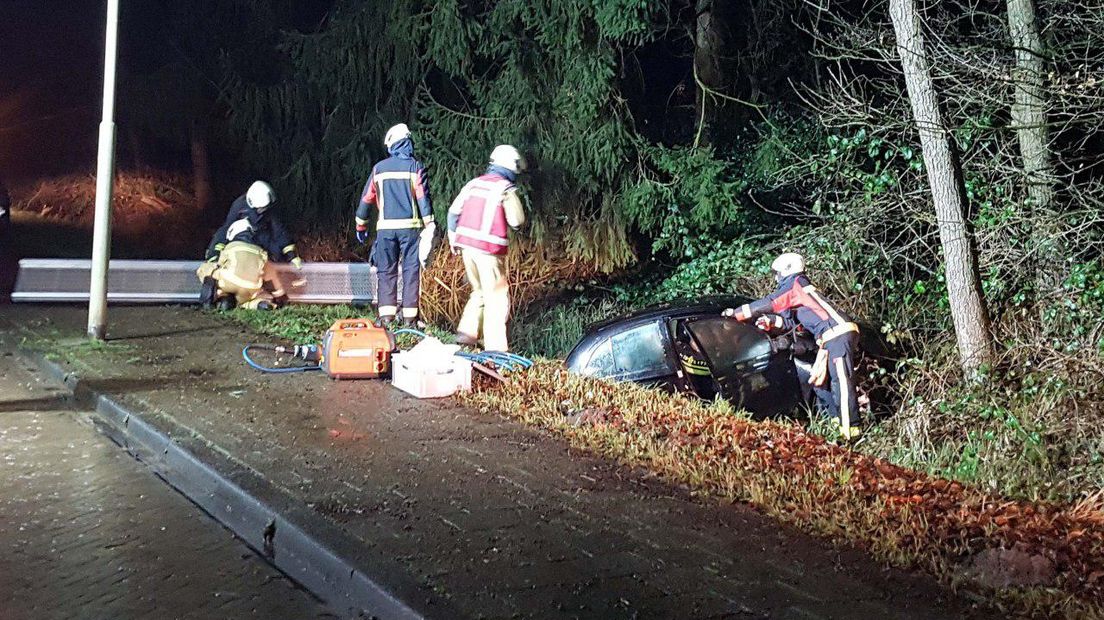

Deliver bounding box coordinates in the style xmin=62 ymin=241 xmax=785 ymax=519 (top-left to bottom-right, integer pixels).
xmin=565 ymin=296 xmax=822 ymax=418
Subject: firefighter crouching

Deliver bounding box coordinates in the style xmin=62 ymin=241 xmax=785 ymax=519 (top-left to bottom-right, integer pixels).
xmin=723 ymin=253 xmax=861 ymax=439
xmin=354 ymin=123 xmax=435 ymax=326
xmin=448 ymin=145 xmax=527 ymax=352
xmin=197 ymin=181 xmax=303 ymax=310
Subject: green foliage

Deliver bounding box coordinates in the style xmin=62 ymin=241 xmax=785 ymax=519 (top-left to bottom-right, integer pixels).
xmin=622 ymin=146 xmax=748 ymax=259
xmin=644 ymin=240 xmax=773 ymax=303
xmin=214 ymin=0 xmax=679 ymax=271
xmin=864 ymin=367 xmax=1104 ymax=502
xmin=1044 ymin=260 xmax=1104 ymax=350
xmin=511 ymin=296 xmax=628 ymax=358
xmin=224 ymin=304 xmax=452 ymax=346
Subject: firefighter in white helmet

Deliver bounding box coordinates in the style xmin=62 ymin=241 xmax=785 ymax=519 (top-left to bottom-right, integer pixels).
xmin=447 ymin=145 xmax=526 ymax=352
xmin=353 ymin=123 xmax=435 ymax=326
xmin=722 ymin=253 xmax=861 ymax=439
xmin=197 ymin=181 xmax=302 ymax=310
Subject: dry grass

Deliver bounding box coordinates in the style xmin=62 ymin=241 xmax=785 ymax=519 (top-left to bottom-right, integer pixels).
xmin=294 ymin=231 xmax=600 ymax=326
xmin=418 ymin=239 xmax=601 ymax=325
xmin=461 ymin=362 xmax=1104 ymax=619
xmin=13 ymin=170 xmax=199 ymax=256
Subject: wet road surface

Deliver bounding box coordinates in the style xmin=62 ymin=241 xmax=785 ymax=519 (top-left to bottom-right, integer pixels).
xmin=0 ymin=355 xmax=336 ymax=620
xmin=0 ymin=306 xmax=991 ymax=619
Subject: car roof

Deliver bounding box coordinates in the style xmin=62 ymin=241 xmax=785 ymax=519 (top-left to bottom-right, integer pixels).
xmin=583 ymin=295 xmax=752 ymax=335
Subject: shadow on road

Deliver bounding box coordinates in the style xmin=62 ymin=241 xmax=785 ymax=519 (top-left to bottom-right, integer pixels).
xmin=0 ymin=395 xmax=73 ymax=413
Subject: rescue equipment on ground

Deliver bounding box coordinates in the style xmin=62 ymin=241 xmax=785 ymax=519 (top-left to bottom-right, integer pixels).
xmin=391 ymin=335 xmax=473 ymax=398
xmin=240 ymin=323 xmax=533 ymax=396
xmin=242 ymin=319 xmax=394 ymax=379
xmin=320 ymin=319 xmax=396 ymax=379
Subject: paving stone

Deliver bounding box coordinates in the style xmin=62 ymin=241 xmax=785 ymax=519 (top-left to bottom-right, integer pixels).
xmin=0 ymin=360 xmax=336 ymax=620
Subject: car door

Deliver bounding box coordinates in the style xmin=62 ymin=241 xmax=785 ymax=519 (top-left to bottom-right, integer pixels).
xmin=685 ymin=317 xmax=802 ymax=418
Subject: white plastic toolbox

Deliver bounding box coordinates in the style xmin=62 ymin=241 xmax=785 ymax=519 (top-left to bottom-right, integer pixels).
xmin=391 ymin=352 xmax=473 ymax=398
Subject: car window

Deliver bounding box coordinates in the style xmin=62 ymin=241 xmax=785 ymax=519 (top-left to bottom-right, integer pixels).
xmin=582 ymin=339 xmax=614 ymax=376
xmin=611 ymin=322 xmax=671 ymax=377
xmin=686 ymin=317 xmax=770 ymax=375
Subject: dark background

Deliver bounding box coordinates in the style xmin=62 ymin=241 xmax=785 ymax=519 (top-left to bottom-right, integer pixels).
xmin=1 ymin=0 xmax=107 ymax=182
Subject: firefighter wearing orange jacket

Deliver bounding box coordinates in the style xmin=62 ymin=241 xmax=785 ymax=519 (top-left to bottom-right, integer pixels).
xmin=447 ymin=145 xmax=526 ymax=352
xmin=723 ymin=253 xmax=861 ymax=439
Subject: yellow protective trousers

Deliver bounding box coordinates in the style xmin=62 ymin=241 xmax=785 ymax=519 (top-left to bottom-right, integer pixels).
xmin=457 ymin=250 xmax=510 ymax=352
xmin=196 ymin=241 xmax=283 ymax=309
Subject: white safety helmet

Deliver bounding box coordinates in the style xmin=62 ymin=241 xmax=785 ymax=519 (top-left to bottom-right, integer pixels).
xmin=489 ymin=144 xmax=524 ymax=173
xmin=226 ymin=218 xmax=254 ymax=241
xmin=771 ymin=252 xmax=806 ymax=280
xmin=384 ymin=123 xmax=411 ymax=148
xmin=246 ymin=181 xmax=275 ymax=212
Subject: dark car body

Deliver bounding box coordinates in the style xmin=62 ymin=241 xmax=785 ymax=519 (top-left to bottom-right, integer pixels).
xmin=565 ymin=296 xmax=819 ymax=418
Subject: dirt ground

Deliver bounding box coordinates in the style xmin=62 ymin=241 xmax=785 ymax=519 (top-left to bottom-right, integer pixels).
xmin=0 ymin=305 xmax=995 ymax=619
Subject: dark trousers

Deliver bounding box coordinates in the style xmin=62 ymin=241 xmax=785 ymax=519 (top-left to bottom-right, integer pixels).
xmin=375 ymin=229 xmax=421 ymax=317
xmin=812 ymin=332 xmax=859 ymax=427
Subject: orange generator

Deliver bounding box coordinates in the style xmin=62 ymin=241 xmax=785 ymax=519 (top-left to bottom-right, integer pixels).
xmin=320 ymin=319 xmax=395 ymax=379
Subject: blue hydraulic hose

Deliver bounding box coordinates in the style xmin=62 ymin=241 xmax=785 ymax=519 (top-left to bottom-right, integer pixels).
xmin=490 ymin=351 xmax=534 ymax=368
xmin=394 ymin=328 xmax=533 ymax=372
xmin=242 ymin=345 xmax=322 ymax=374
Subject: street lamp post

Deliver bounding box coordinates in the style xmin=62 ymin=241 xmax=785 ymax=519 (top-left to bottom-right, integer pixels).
xmin=87 ymin=0 xmax=121 ymax=340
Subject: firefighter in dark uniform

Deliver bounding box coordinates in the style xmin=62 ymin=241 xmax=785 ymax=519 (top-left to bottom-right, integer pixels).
xmin=723 ymin=253 xmax=861 ymax=439
xmin=198 ymin=181 xmax=303 ymax=310
xmin=354 ymin=123 xmax=435 ymax=326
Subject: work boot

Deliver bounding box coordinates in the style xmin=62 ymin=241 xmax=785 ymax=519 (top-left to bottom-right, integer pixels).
xmin=839 ymin=423 xmax=862 ymax=441
xmin=454 ymin=332 xmax=479 ymax=347
xmin=199 ymin=277 xmax=218 ymax=309
xmin=402 ymin=316 xmax=418 ymax=328
xmin=375 ymin=315 xmax=397 ymax=329
xmin=255 ymin=300 xmax=274 ymax=311
xmin=216 ymin=296 xmax=236 ymax=311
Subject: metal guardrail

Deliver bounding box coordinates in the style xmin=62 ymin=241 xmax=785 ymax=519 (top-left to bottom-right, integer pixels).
xmin=12 ymin=259 xmax=380 ymax=305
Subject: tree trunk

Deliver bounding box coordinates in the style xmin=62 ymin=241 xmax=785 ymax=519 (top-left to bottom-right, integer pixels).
xmin=693 ymin=0 xmax=725 ymax=146
xmin=889 ymin=0 xmax=995 ymax=377
xmin=190 ymin=120 xmax=212 ymax=214
xmin=1006 ymin=0 xmax=1059 ymax=291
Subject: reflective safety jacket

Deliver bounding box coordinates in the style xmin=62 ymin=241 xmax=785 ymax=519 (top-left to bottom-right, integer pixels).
xmin=206 ymin=195 xmax=299 ymax=263
xmin=448 ymin=166 xmax=525 ymax=256
xmin=216 ymin=240 xmax=268 ymax=292
xmin=732 ymin=273 xmax=858 ymax=345
xmin=355 ymin=138 xmax=433 ymax=234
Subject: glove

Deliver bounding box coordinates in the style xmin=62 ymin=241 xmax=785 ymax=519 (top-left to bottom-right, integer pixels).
xmin=448 ymin=231 xmax=461 ymax=255
xmin=754 ymin=316 xmax=774 ymax=331
xmin=722 ymin=308 xmax=737 ymax=318
xmin=808 ymin=348 xmax=829 ymax=387
xmin=291 ymin=257 xmax=303 ymax=269
xmin=418 ymin=223 xmax=436 ymax=268
xmin=355 ymin=228 xmax=369 ymax=244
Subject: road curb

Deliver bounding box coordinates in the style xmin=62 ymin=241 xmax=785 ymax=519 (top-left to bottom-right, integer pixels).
xmin=21 ymin=349 xmax=435 ymax=620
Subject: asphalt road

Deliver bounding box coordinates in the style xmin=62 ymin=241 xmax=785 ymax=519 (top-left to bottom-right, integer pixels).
xmin=0 ymin=354 xmax=337 ymax=620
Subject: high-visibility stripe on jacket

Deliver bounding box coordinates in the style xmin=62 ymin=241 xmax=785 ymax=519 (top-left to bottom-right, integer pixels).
xmin=733 ymin=273 xmax=858 ymax=342
xmin=212 ymin=195 xmax=299 ymax=263
xmin=450 ymin=174 xmax=514 ymax=256
xmin=355 ymin=141 xmax=433 ymax=232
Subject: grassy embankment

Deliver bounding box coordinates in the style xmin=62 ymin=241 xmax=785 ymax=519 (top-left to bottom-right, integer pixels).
xmin=224 ymin=301 xmax=1103 ymax=619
